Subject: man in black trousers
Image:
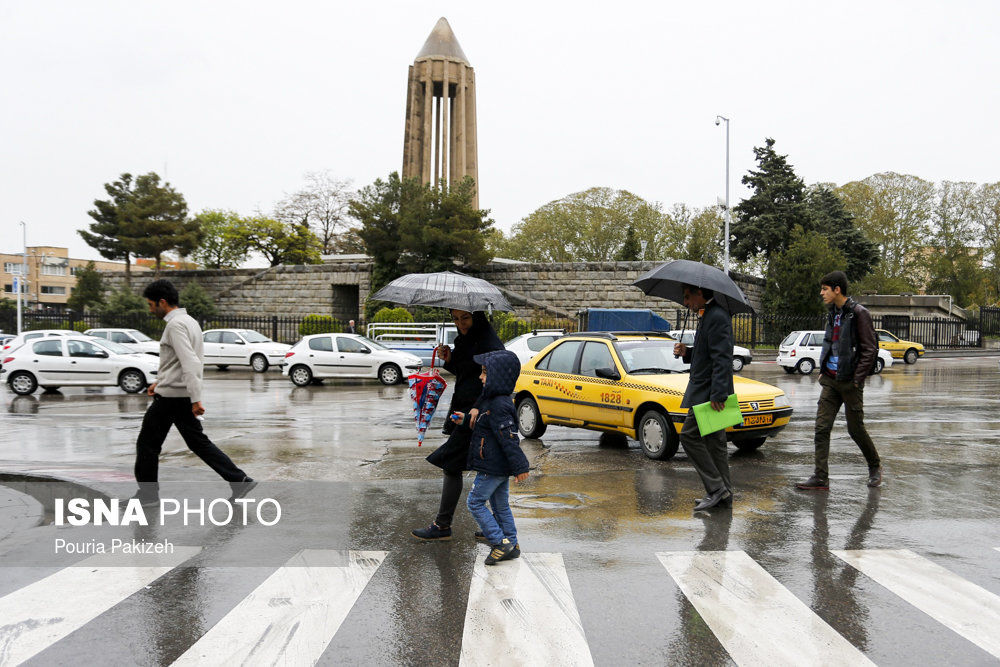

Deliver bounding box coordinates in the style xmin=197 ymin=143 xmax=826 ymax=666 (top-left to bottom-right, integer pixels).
xmin=132 ymin=279 xmax=255 ymax=506
xmin=673 ymin=284 xmax=735 ymax=511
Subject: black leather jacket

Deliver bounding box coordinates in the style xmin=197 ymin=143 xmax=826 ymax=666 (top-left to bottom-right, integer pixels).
xmin=820 ymin=298 xmax=878 ymax=384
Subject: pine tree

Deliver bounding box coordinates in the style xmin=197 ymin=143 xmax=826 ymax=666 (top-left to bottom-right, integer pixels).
xmin=805 ymin=185 xmax=880 ymax=282
xmin=731 ymin=138 xmax=811 ymax=263
xmin=616 ymin=226 xmax=642 ymax=260
xmin=67 ymin=261 xmax=105 ymax=312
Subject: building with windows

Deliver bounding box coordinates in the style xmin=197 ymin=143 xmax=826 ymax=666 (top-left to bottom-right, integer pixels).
xmin=0 ymin=246 xmax=149 ymax=310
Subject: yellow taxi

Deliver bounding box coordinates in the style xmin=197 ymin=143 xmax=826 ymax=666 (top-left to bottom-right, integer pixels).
xmin=875 ymin=329 xmax=925 ymax=364
xmin=512 ymin=332 xmax=792 ymax=460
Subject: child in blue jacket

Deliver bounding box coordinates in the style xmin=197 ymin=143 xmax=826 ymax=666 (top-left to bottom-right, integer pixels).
xmin=452 ymin=350 xmax=530 ymax=565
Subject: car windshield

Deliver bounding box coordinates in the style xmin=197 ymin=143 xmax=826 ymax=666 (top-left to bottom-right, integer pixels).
xmin=356 ymin=336 xmax=388 ymax=350
xmin=239 ymin=330 xmax=271 ymax=343
xmin=781 ymin=332 xmax=800 ymax=346
xmin=129 ymin=330 xmax=153 ymax=342
xmin=616 ymin=340 xmax=680 ymax=374
xmin=91 ymin=339 xmax=138 ymax=355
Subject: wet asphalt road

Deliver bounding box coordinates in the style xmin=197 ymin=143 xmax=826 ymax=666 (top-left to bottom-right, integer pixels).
xmin=1 ymin=357 xmax=999 ymax=665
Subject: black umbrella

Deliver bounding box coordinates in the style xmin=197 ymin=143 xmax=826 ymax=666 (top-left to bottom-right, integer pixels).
xmin=372 ymin=271 xmax=514 ymax=313
xmin=632 ymin=260 xmax=755 ymax=315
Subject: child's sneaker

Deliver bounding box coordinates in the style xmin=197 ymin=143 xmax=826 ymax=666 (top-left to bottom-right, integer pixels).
xmin=485 ymin=538 xmax=514 ymax=565
xmin=500 ymin=543 xmax=520 ymax=561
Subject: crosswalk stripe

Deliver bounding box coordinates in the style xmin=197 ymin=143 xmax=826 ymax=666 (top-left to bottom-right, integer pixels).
xmin=0 ymin=547 xmax=201 ymax=667
xmin=171 ymin=550 xmax=386 ymax=666
xmin=460 ymin=552 xmax=594 ymax=667
xmin=658 ymin=550 xmax=874 ymax=667
xmin=833 ymin=548 xmax=1000 ymax=658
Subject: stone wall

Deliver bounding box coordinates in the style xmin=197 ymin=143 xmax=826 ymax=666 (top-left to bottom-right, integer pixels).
xmin=475 ymin=261 xmax=764 ymax=321
xmin=99 ymin=259 xmax=765 ymax=322
xmin=101 ymin=260 xmax=371 ymax=318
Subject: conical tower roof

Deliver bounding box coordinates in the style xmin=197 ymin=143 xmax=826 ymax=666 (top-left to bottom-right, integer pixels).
xmin=414 ymin=17 xmax=470 ymax=64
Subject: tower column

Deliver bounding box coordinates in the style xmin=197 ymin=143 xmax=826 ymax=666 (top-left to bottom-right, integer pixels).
xmin=421 ymin=61 xmax=433 ymax=185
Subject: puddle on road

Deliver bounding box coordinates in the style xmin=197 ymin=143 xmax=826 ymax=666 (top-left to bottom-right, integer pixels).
xmin=511 ymin=492 xmax=590 ymax=510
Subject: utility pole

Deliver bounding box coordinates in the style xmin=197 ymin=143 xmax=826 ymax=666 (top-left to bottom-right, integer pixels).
xmin=17 ymin=221 xmax=27 ymax=333
xmin=715 ymin=116 xmax=731 ymax=274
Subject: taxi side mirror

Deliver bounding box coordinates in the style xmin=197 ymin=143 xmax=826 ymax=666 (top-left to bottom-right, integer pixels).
xmin=595 ymin=367 xmax=620 ymax=381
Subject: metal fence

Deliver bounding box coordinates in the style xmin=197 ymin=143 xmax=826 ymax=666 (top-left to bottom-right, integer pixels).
xmin=711 ymin=311 xmax=987 ymax=350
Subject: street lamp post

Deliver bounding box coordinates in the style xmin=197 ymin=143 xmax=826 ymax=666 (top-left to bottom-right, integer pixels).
xmin=715 ymin=115 xmax=731 ymax=275
xmin=17 ymin=221 xmax=27 ymax=333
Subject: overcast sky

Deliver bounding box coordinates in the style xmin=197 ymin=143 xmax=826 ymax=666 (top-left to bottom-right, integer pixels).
xmin=2 ymin=1 xmax=997 ymax=264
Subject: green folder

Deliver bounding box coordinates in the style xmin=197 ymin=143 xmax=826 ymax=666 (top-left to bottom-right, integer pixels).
xmin=691 ymin=393 xmax=743 ymax=436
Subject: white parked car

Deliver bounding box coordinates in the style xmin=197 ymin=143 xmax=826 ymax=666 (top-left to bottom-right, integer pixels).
xmin=282 ymin=333 xmax=423 ymax=386
xmin=1 ymin=329 xmax=86 ymax=356
xmin=669 ymin=329 xmax=753 ymax=372
xmin=202 ymin=329 xmax=292 ymax=372
xmin=1 ymin=336 xmax=159 ymax=395
xmin=505 ymin=329 xmax=567 ymax=366
xmin=777 ymin=330 xmax=893 ymax=375
xmin=84 ymin=328 xmax=160 ymax=355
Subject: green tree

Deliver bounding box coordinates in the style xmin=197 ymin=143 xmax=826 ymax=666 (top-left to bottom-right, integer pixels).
xmin=101 ymin=286 xmax=148 ymax=319
xmin=615 ymin=226 xmax=642 ymax=260
xmin=239 ymin=216 xmax=322 ymax=267
xmin=679 ymin=207 xmax=723 ymax=265
xmin=836 ymin=172 xmax=935 ymax=293
xmin=352 ymin=173 xmax=493 ymax=291
xmin=978 ymin=181 xmax=1000 ymax=301
xmin=764 ymin=230 xmax=847 ymax=316
xmin=67 ymin=261 xmax=105 ymax=312
xmin=0 ymin=298 xmax=15 ymax=312
xmin=731 ymin=138 xmax=811 ymax=263
xmin=501 ymin=187 xmax=669 ymax=262
xmin=80 ymin=173 xmax=140 ymax=284
xmin=179 ymin=282 xmax=218 ymax=321
xmin=120 ymin=173 xmax=197 ymax=274
xmin=926 ymin=181 xmax=986 ymax=307
xmin=191 ymin=210 xmax=250 ymax=269
xmin=804 ymin=185 xmax=880 ymax=282
xmin=370 ymin=307 xmax=415 ymax=323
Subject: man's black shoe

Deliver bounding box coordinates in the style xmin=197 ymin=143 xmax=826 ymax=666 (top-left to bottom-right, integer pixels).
xmin=412 ymin=522 xmax=452 ymax=541
xmin=485 ymin=538 xmax=515 ymax=565
xmin=694 ymin=493 xmax=733 ymax=508
xmin=129 ymin=492 xmax=160 ymax=509
xmin=867 ymin=466 xmax=883 ymax=488
xmin=795 ymin=475 xmax=830 ymax=491
xmin=693 ymin=487 xmax=731 ymax=511
xmin=229 ymin=477 xmax=258 ymax=501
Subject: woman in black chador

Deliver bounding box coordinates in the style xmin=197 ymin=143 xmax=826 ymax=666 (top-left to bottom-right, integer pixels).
xmin=411 ymin=309 xmax=503 ymax=540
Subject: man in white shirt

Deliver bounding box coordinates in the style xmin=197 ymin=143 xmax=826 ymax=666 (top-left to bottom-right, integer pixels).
xmin=133 ymin=279 xmax=255 ymax=506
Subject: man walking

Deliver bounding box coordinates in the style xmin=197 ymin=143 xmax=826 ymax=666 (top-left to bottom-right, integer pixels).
xmin=133 ymin=279 xmax=255 ymax=505
xmin=347 ymin=319 xmax=356 ymax=334
xmin=796 ymin=271 xmax=882 ymax=491
xmin=673 ymin=284 xmax=735 ymax=511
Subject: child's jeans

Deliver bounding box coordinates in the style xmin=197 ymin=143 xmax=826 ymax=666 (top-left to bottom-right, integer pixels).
xmin=466 ymin=472 xmax=517 ymax=545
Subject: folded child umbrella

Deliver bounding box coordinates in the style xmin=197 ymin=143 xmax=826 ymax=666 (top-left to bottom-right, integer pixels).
xmin=407 ymin=350 xmax=448 ymax=445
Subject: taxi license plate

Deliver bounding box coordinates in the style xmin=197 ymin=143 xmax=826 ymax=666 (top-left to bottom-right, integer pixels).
xmin=743 ymin=414 xmax=773 ymax=426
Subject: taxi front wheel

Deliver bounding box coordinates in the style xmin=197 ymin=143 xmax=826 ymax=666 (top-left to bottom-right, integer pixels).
xmin=516 ymin=396 xmax=547 ymax=438
xmin=638 ymin=410 xmax=679 ymax=460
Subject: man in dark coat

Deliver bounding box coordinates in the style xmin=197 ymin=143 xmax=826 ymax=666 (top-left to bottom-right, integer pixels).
xmin=673 ymin=284 xmax=735 ymax=511
xmin=412 ymin=309 xmax=503 ymax=541
xmin=796 ymin=271 xmax=882 ymax=491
